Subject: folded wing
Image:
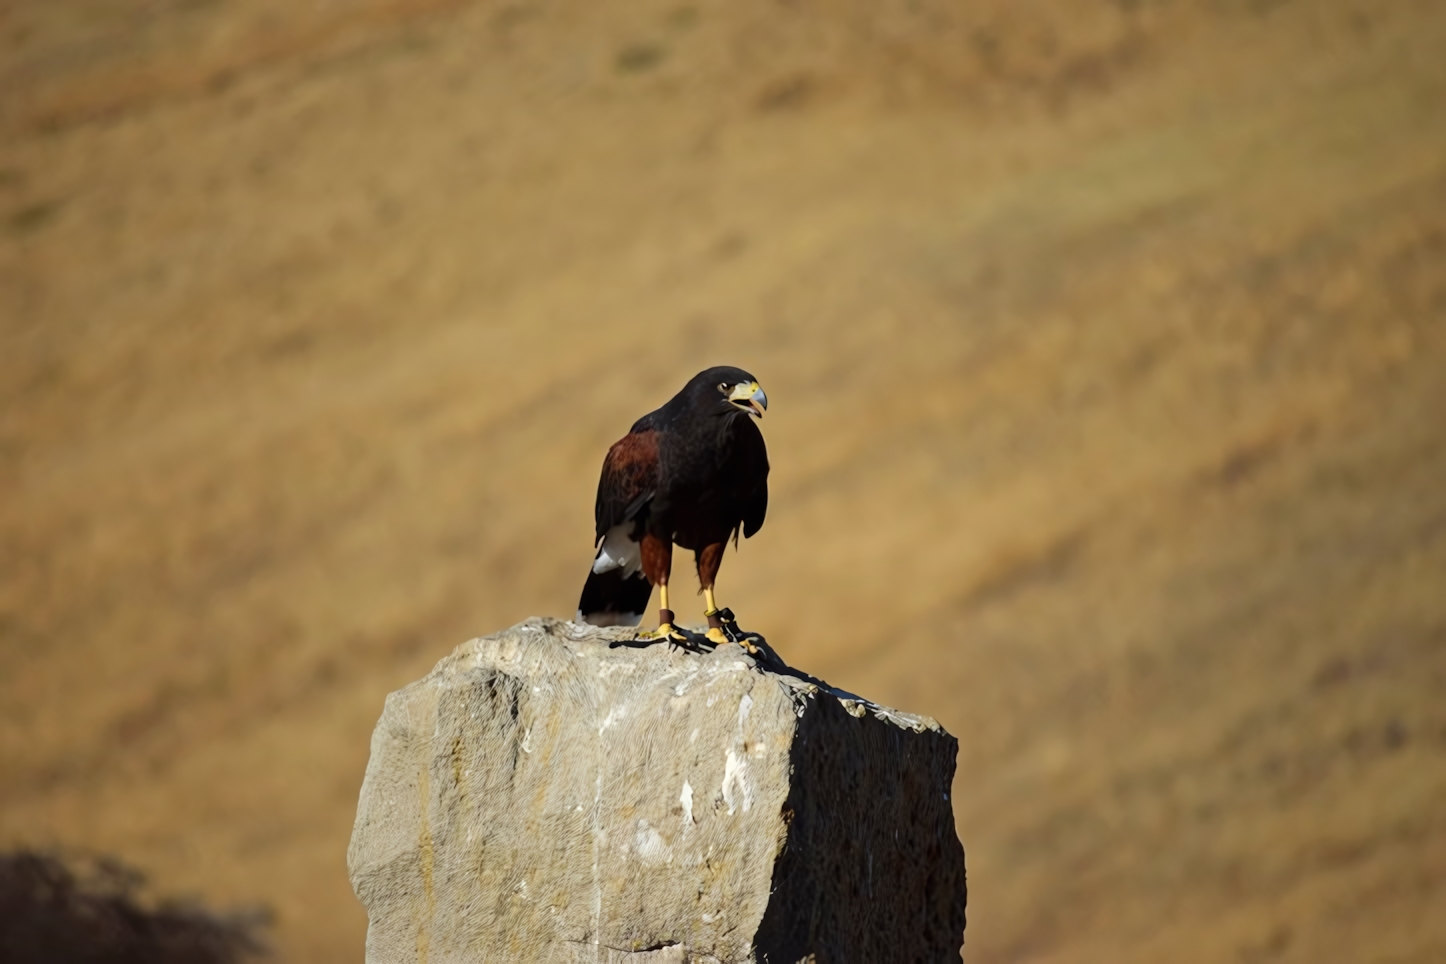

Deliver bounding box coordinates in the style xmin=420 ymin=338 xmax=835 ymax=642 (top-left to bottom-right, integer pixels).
xmin=577 ymin=427 xmax=660 ymax=626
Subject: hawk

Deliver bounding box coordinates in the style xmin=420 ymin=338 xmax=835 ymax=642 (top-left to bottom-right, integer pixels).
xmin=576 ymin=366 xmax=769 ymax=648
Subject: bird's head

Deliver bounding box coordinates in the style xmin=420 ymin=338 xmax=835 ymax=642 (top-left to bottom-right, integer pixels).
xmin=689 ymin=366 xmax=767 ymax=419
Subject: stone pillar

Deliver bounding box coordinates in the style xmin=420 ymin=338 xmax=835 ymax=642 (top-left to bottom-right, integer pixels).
xmin=348 ymin=618 xmax=966 ymax=963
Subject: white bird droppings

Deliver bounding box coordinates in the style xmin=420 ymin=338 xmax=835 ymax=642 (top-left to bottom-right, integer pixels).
xmin=599 ymin=705 xmax=626 ymax=734
xmin=634 ymin=819 xmax=671 ymax=865
xmin=722 ymin=749 xmax=752 ymax=815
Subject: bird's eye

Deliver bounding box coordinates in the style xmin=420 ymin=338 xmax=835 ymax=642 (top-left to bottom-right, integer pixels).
xmin=718 ymin=382 xmax=729 ymax=393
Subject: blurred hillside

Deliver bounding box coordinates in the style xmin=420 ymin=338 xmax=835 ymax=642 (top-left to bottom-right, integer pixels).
xmin=2 ymin=0 xmax=1444 ymax=961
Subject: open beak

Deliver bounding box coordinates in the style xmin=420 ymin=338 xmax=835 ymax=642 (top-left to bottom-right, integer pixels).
xmin=729 ymin=381 xmax=768 ymax=418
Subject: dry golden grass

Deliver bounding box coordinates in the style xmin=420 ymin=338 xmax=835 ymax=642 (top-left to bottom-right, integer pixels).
xmin=3 ymin=1 xmax=1445 ymax=960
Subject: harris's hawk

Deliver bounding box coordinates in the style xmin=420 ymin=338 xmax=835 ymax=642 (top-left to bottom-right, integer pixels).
xmin=576 ymin=366 xmax=769 ymax=648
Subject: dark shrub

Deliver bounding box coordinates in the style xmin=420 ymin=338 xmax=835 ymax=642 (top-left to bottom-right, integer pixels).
xmin=0 ymin=850 xmax=268 ymax=964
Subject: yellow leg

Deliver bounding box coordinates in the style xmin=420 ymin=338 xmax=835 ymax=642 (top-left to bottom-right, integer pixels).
xmin=703 ymin=587 xmax=728 ymax=645
xmin=653 ymin=583 xmax=679 ymax=638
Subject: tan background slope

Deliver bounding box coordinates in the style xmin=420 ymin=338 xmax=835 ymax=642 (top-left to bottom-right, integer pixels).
xmin=2 ymin=1 xmax=1444 ymax=961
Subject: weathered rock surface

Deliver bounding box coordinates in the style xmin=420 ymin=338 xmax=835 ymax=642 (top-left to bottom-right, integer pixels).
xmin=348 ymin=618 xmax=966 ymax=963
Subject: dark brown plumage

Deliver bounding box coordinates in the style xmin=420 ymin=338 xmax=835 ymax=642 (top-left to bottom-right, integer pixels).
xmin=576 ymin=366 xmax=769 ymax=644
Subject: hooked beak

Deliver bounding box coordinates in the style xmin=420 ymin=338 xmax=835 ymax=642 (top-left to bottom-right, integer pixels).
xmin=728 ymin=381 xmax=768 ymax=418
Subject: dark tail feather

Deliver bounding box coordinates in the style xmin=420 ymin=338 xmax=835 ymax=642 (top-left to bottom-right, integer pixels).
xmin=576 ymin=567 xmax=652 ymax=627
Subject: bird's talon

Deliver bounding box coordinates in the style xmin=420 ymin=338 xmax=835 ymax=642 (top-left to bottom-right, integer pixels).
xmin=705 ymin=627 xmax=729 ymax=646
xmin=713 ymin=608 xmax=766 ymax=656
